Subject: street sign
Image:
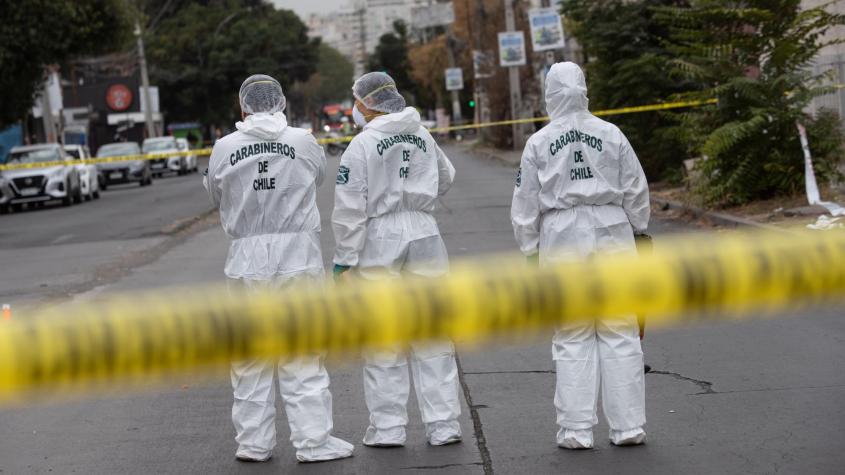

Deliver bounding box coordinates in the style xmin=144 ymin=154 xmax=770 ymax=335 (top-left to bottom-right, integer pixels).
xmin=411 ymin=2 xmax=455 ymax=29
xmin=139 ymin=86 xmax=160 ymax=113
xmin=498 ymin=31 xmax=527 ymax=67
xmin=473 ymin=50 xmax=495 ymax=79
xmin=445 ymin=68 xmax=464 ymax=91
xmin=528 ymin=8 xmax=566 ymax=52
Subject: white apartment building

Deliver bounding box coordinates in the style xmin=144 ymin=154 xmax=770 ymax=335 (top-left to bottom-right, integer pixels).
xmin=308 ymin=0 xmax=432 ymax=76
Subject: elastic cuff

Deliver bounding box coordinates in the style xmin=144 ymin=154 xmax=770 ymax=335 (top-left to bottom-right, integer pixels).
xmin=333 ymin=264 xmax=351 ymax=276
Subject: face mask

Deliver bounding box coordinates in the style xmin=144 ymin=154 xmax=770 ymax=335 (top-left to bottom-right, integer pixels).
xmin=352 ymin=104 xmax=368 ymax=127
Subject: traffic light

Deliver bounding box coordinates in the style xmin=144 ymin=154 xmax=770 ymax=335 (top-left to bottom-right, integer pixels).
xmin=468 ymin=100 xmax=476 ymax=108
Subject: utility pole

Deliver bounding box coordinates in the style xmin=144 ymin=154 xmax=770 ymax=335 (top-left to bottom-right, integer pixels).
xmin=504 ymin=0 xmax=523 ymax=149
xmin=473 ymin=0 xmax=489 ymax=129
xmin=446 ymin=34 xmax=462 ymax=124
xmin=438 ymin=0 xmax=461 ymax=124
xmin=40 ymin=71 xmax=58 ymax=143
xmin=135 ymin=21 xmax=156 ymax=138
xmin=358 ymin=7 xmax=367 ymax=78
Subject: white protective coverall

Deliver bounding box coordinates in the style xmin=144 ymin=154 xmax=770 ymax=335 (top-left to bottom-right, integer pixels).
xmin=332 ymin=106 xmax=462 ymax=447
xmin=510 ymin=62 xmax=651 ymax=448
xmin=205 ymin=111 xmax=353 ymax=462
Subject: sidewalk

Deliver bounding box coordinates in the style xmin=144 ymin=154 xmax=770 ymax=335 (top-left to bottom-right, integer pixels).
xmin=461 ymin=140 xmax=843 ymax=232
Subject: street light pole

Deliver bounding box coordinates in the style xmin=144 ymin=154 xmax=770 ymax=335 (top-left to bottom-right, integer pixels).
xmin=135 ymin=21 xmax=156 ymax=138
xmin=446 ymin=34 xmax=462 ymax=124
xmin=40 ymin=72 xmax=58 ymax=143
xmin=504 ymin=0 xmax=523 ymax=149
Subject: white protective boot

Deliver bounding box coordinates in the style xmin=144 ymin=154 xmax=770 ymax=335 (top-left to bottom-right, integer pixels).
xmin=363 ymin=425 xmax=407 ymax=447
xmin=296 ymin=436 xmax=355 ymax=462
xmin=557 ymin=428 xmax=594 ymax=449
xmin=610 ymin=427 xmax=646 ymax=446
xmin=426 ymin=420 xmax=462 ymax=446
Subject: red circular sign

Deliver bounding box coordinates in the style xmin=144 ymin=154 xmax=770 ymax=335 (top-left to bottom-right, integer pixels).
xmin=106 ymin=84 xmax=133 ymax=111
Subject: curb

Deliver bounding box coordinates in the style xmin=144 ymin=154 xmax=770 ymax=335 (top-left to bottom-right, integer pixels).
xmin=652 ymin=197 xmax=795 ymax=234
xmin=463 ymin=144 xmax=793 ymax=234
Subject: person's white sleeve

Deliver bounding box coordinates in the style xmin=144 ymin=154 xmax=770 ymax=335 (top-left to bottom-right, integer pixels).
xmin=436 ymin=144 xmax=456 ymax=196
xmin=308 ymin=134 xmax=326 ymax=186
xmin=511 ymin=142 xmax=542 ymax=256
xmin=619 ymin=134 xmax=650 ymax=233
xmin=331 ymin=140 xmax=368 ymax=267
xmin=203 ymin=144 xmax=224 ymax=207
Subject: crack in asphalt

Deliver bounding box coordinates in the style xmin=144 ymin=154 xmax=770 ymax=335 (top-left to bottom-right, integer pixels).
xmin=462 ymin=370 xmax=554 ymax=375
xmin=45 ymin=209 xmax=218 ymax=303
xmin=455 ymin=354 xmax=495 ymax=475
xmin=649 ymin=369 xmax=716 ymax=395
xmin=652 ymin=369 xmax=845 ymax=397
xmin=401 ymin=462 xmax=484 ymax=470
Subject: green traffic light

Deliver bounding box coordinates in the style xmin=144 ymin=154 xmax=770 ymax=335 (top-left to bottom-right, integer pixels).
xmin=469 ymin=100 xmax=476 ymax=108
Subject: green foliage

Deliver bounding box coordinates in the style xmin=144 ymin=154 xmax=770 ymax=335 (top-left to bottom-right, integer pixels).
xmin=290 ymin=44 xmax=355 ymax=119
xmin=657 ymin=0 xmax=845 ymax=206
xmin=367 ymin=21 xmax=419 ymax=105
xmin=146 ymin=0 xmax=319 ymax=125
xmin=0 ymin=0 xmax=132 ymax=129
xmin=561 ymin=0 xmax=693 ymax=179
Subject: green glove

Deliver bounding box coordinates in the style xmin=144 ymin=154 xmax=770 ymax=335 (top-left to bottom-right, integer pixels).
xmin=333 ymin=264 xmax=351 ymax=281
xmin=527 ymin=253 xmax=540 ymax=266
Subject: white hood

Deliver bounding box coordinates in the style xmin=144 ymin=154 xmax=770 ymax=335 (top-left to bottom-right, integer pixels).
xmin=545 ymin=62 xmax=589 ymax=121
xmin=1 ymin=165 xmax=63 ymax=179
xmin=236 ymin=112 xmax=288 ymax=140
xmin=365 ymin=107 xmax=421 ymax=134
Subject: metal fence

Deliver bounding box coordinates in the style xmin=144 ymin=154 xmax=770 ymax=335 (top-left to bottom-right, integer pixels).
xmin=810 ymin=54 xmax=845 ymax=124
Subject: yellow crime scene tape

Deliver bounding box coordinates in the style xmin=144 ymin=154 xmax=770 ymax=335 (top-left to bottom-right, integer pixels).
xmin=0 ymin=228 xmax=842 ymax=403
xmin=317 ymin=98 xmax=720 ymax=141
xmin=0 ymin=149 xmax=213 ymax=172
xmin=0 ymin=98 xmax=718 ymax=170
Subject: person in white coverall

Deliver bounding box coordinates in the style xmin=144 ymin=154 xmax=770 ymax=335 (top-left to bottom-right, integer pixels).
xmin=203 ymin=74 xmax=354 ymax=463
xmin=332 ymin=72 xmax=462 ymax=447
xmin=511 ymin=62 xmax=651 ymax=449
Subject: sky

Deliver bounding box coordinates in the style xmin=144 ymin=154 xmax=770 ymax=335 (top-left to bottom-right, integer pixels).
xmin=270 ymin=0 xmax=348 ymax=18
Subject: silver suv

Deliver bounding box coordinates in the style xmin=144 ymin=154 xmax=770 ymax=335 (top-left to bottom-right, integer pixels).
xmin=0 ymin=144 xmax=82 ymax=212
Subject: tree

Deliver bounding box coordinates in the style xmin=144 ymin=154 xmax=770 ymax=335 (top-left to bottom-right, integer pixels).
xmin=561 ymin=0 xmax=693 ymax=179
xmin=408 ymin=35 xmax=451 ymax=111
xmin=657 ymin=0 xmax=845 ymax=206
xmin=291 ymin=44 xmax=355 ymax=120
xmin=367 ymin=20 xmax=419 ymax=105
xmin=0 ymin=0 xmax=132 ymax=129
xmin=146 ymin=0 xmax=319 ymax=126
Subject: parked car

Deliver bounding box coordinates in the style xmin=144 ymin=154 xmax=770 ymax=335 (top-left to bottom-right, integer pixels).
xmin=96 ymin=142 xmax=152 ymax=189
xmin=176 ymin=137 xmax=198 ymax=173
xmin=64 ymin=144 xmax=100 ymax=200
xmin=143 ymin=137 xmax=186 ymax=176
xmin=0 ymin=144 xmax=82 ymax=212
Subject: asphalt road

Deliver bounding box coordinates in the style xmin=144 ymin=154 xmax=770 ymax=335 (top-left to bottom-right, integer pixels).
xmin=0 ymin=144 xmax=842 ymax=474
xmin=0 ymin=162 xmax=214 ymax=307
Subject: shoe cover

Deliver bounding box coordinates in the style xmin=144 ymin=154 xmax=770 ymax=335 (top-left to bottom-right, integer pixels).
xmin=426 ymin=420 xmax=462 ymax=446
xmin=235 ymin=450 xmax=272 ymax=462
xmin=362 ymin=425 xmax=406 ymax=447
xmin=610 ymin=427 xmax=646 ymax=446
xmin=557 ymin=428 xmax=594 ymax=449
xmin=295 ymin=436 xmax=354 ymax=462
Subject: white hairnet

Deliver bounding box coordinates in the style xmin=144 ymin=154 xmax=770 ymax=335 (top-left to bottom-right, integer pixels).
xmin=239 ymin=74 xmax=286 ymax=114
xmin=352 ymin=72 xmax=406 ymax=113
